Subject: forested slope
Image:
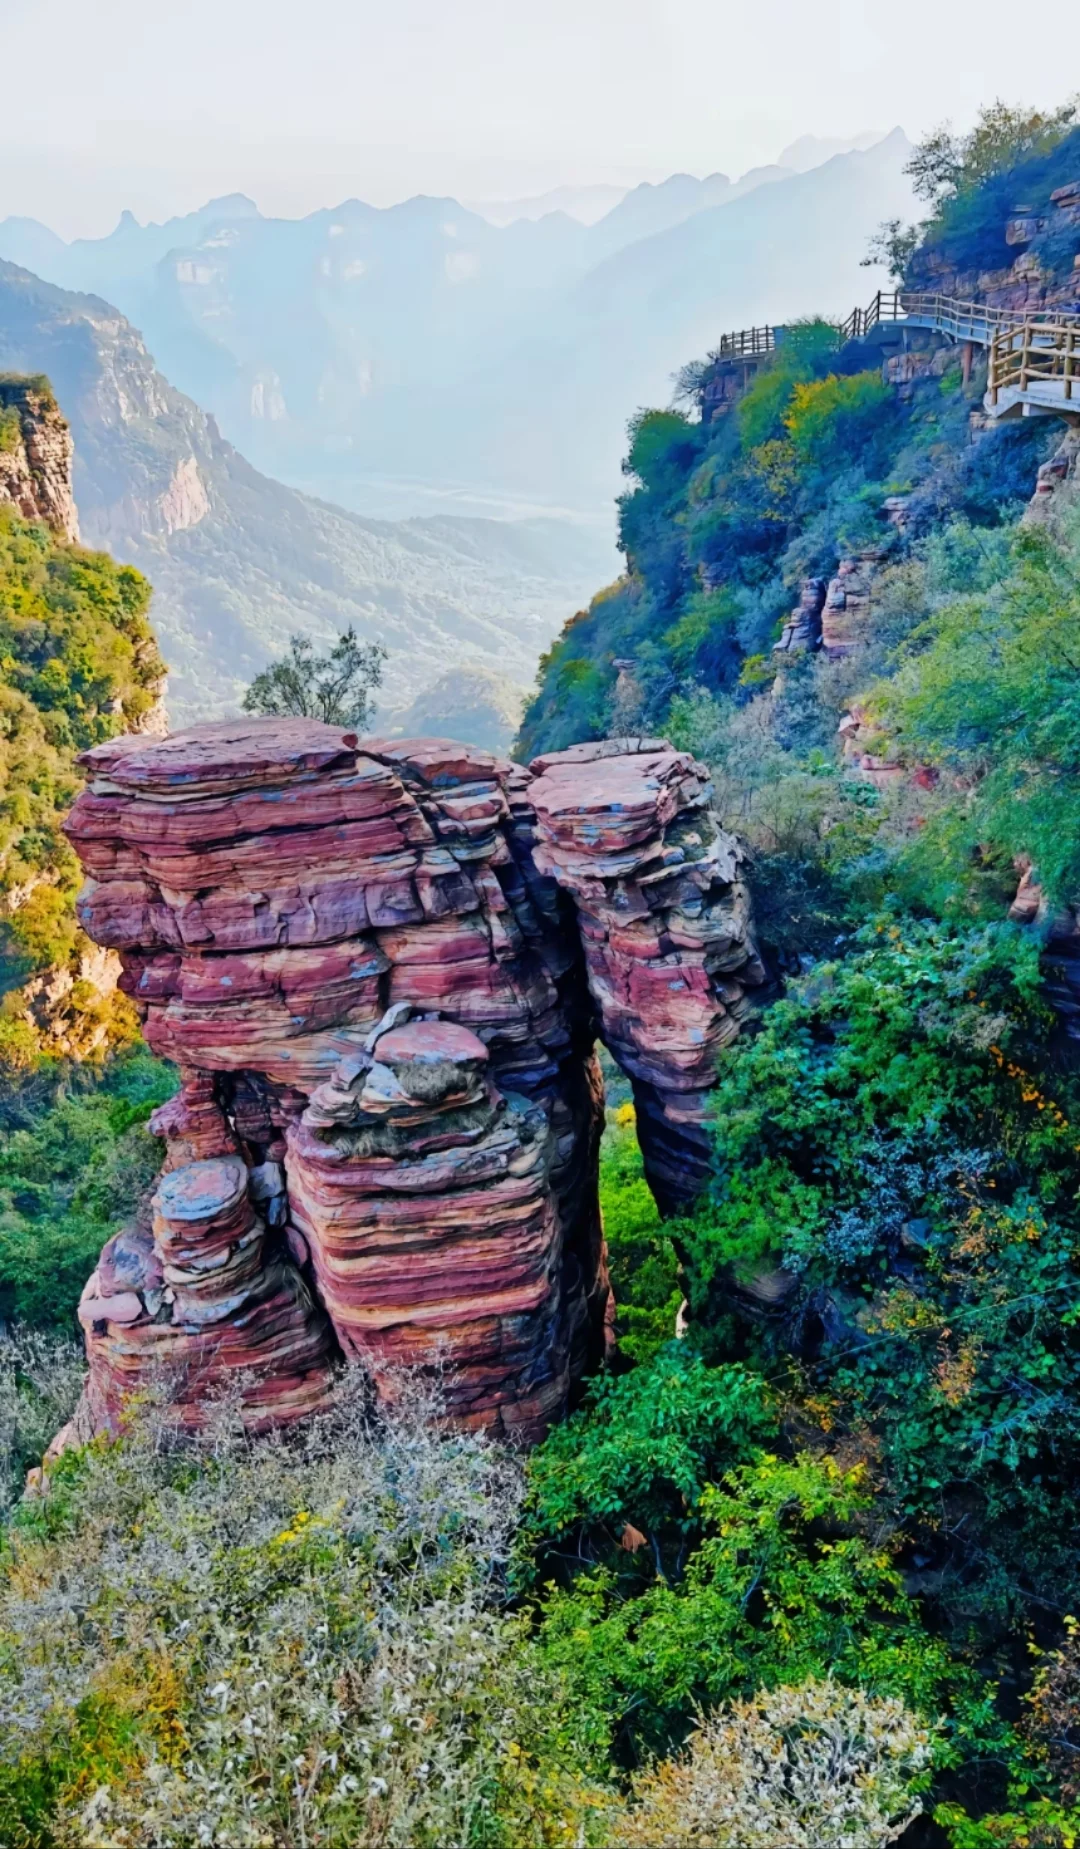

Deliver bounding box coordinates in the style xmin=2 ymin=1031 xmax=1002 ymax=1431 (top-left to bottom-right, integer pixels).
xmin=0 ymin=381 xmax=175 ymax=1340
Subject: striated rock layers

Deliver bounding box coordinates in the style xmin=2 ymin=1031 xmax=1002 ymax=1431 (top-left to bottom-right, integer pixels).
xmin=64 ymin=720 xmax=760 ymax=1439
xmin=528 ymin=739 xmax=764 ymax=1213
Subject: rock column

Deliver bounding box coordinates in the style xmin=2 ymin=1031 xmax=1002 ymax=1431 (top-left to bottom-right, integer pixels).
xmin=528 ymin=739 xmax=764 ymax=1213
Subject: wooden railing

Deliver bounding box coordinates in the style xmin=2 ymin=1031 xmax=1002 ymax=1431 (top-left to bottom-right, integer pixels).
xmin=713 ymin=324 xmax=779 ymax=359
xmin=710 ymin=290 xmax=1080 ymax=418
xmin=988 ymin=316 xmax=1080 ymax=405
xmin=836 ymin=290 xmax=905 ymax=342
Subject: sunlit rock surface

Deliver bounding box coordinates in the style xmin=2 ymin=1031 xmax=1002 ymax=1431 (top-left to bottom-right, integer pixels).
xmin=64 ymin=719 xmax=761 ymax=1437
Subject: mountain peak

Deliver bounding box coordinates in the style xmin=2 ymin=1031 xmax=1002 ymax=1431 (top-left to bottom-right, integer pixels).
xmin=202 ymin=193 xmax=260 ymax=218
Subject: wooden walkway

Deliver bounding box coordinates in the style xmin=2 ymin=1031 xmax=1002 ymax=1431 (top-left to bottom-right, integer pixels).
xmin=711 ymin=290 xmax=1080 ymax=422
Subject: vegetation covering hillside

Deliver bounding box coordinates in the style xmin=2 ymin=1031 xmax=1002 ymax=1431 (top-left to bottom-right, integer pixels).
xmin=0 ymin=481 xmax=176 ymax=1340
xmin=5 ymin=105 xmax=1080 ymax=1849
xmin=0 ymin=500 xmax=163 ymax=1061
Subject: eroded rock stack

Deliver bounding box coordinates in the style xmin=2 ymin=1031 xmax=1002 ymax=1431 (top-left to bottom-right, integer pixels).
xmin=64 ymin=719 xmax=609 ymax=1439
xmin=528 ymin=739 xmax=763 ymax=1213
xmin=77 ymin=1152 xmax=336 ymax=1434
xmin=63 ymin=718 xmax=760 ymax=1438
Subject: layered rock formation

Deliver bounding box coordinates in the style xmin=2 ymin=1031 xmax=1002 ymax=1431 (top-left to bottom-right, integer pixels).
xmin=64 ymin=720 xmax=760 ymax=1439
xmin=0 ymin=374 xmax=79 ymax=540
xmin=528 ymin=739 xmax=764 ymax=1212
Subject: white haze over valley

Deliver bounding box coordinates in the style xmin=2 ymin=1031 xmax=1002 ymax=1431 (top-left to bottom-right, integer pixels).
xmin=1 ymin=0 xmax=1078 ymax=739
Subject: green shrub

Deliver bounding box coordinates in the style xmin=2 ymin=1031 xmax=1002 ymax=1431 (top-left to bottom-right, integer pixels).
xmin=0 ymin=1051 xmax=176 ymax=1329
xmin=521 ymin=1346 xmax=774 ymax=1581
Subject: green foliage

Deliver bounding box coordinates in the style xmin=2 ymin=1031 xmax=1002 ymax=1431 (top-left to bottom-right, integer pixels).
xmin=907 ymin=108 xmax=1080 ymax=281
xmin=243 ymin=626 xmax=387 ymax=729
xmin=783 ymin=371 xmax=893 ymax=475
xmin=661 ymin=586 xmax=741 ymax=680
xmin=0 ymin=1375 xmax=614 ymax=1849
xmin=876 ymin=511 xmax=1080 ymax=906
xmin=597 ymin=1105 xmax=680 ymax=1365
xmin=520 ymin=270 xmax=997 ymax=760
xmin=533 ymin=1450 xmax=955 ymax=1761
xmin=862 ymin=217 xmax=923 ymax=280
xmin=0 ymin=1051 xmax=176 ymax=1329
xmin=736 ymin=362 xmax=802 ymax=452
xmin=0 ymin=503 xmax=162 ymax=1060
xmin=0 ymin=1329 xmax=84 ymax=1516
xmin=521 ymin=1346 xmax=774 ymax=1580
xmin=906 ymin=99 xmax=1079 ymax=209
xmin=678 ymin=917 xmax=1080 ymax=1620
xmin=622 ymin=409 xmax=701 ymax=493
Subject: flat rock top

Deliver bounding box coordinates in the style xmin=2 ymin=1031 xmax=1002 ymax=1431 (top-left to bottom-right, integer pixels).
xmin=155 ymin=1156 xmax=249 ymax=1222
xmin=376 ymin=1021 xmax=489 ymax=1067
xmin=529 ymin=737 xmax=671 ymax=776
xmin=365 ymin=737 xmax=512 ymax=788
xmin=529 ymin=747 xmax=702 ymax=824
xmin=81 ymin=718 xmax=365 ymax=790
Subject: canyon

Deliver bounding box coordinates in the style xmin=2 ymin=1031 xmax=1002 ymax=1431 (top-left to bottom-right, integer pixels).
xmin=61 ymin=721 xmax=761 ymax=1442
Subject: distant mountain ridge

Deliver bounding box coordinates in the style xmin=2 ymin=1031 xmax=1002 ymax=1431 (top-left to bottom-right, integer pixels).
xmin=0 ymin=260 xmax=610 ymax=727
xmin=0 ymin=133 xmax=910 ymax=518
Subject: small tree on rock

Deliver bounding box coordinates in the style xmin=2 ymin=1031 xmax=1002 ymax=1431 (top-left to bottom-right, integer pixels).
xmin=242 ymin=629 xmax=386 ymax=729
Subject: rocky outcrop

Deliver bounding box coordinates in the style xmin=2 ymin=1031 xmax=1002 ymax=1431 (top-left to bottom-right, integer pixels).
xmin=773 ymin=578 xmax=827 ymax=656
xmin=821 ymin=553 xmax=883 ymax=658
xmin=63 ymin=719 xmax=761 ymax=1439
xmin=911 ymin=173 xmax=1080 ymax=318
xmin=528 ymin=738 xmax=764 ymax=1213
xmin=0 ymin=375 xmax=79 ymax=540
xmin=1025 ymin=426 xmax=1080 ymax=527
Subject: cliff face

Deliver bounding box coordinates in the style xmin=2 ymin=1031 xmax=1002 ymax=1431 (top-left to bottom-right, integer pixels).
xmin=62 ymin=719 xmax=760 ymax=1441
xmin=0 ymin=374 xmax=79 ymax=540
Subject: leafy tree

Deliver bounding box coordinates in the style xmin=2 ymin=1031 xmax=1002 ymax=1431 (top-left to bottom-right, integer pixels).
xmin=906 ymin=98 xmax=1079 ymax=208
xmin=783 ymin=371 xmax=894 ymax=475
xmin=242 ymin=627 xmax=386 ymax=729
xmin=534 ymin=1451 xmax=959 ymax=1759
xmin=862 ymin=217 xmax=923 ymax=280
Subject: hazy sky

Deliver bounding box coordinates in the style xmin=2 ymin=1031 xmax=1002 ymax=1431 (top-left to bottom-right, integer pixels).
xmin=3 ymin=0 xmax=1080 ymax=235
